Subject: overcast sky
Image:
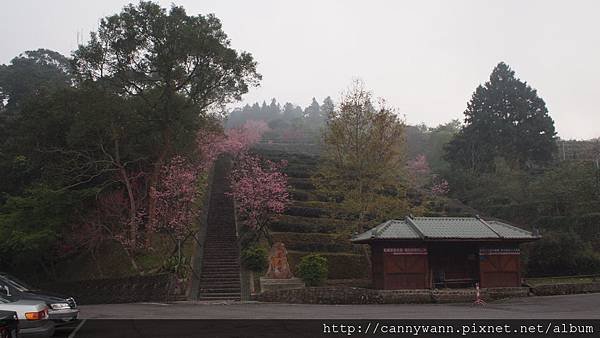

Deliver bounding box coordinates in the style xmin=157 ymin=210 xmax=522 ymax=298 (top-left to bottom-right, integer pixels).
xmin=1 ymin=0 xmax=598 ymax=140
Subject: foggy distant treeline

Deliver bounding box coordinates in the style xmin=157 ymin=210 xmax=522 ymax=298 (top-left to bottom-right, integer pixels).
xmin=227 ymin=97 xmax=334 ymax=131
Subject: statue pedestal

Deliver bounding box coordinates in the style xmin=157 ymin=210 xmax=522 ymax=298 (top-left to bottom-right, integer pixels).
xmin=259 ymin=277 xmax=305 ymax=293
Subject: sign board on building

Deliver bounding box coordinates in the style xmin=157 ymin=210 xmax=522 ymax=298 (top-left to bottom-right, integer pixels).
xmin=479 ymin=248 xmax=520 ymax=256
xmin=383 ymin=247 xmax=428 ymax=255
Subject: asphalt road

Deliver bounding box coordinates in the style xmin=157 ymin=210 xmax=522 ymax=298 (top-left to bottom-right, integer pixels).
xmin=50 ymin=294 xmax=600 ymax=337
xmin=76 ymin=293 xmax=600 ymax=320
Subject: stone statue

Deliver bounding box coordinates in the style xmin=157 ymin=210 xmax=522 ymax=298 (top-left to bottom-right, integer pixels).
xmin=265 ymin=242 xmax=293 ymax=279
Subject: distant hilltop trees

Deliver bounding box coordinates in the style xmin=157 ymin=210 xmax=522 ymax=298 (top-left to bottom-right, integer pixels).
xmin=556 ymin=139 xmax=600 ymax=162
xmin=227 ymin=97 xmax=334 ymax=131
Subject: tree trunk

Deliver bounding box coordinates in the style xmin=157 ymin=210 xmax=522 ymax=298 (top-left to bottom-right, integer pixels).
xmin=146 ymin=136 xmax=170 ymax=247
xmin=122 ymin=245 xmax=141 ymax=274
xmin=119 ymin=166 xmax=138 ymax=246
xmin=358 ymin=207 xmax=373 ymax=280
xmin=111 ymin=133 xmax=139 ymax=248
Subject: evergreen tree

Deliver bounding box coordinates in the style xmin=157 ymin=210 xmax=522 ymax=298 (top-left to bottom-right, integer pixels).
xmin=320 ymin=96 xmax=334 ymax=121
xmin=445 ymin=62 xmax=556 ymax=172
xmin=304 ymin=97 xmax=321 ymax=128
xmin=268 ymin=98 xmax=281 ymax=118
xmin=282 ymin=102 xmax=301 ymax=120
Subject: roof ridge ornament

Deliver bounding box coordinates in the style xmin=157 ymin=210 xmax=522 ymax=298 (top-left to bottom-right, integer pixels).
xmin=371 ymin=220 xmax=390 ymax=238
xmin=405 ymin=215 xmax=426 ymax=239
xmin=475 ymin=214 xmax=503 ymax=239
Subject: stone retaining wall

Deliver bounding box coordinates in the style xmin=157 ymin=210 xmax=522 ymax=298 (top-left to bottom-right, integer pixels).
xmin=40 ymin=274 xmax=178 ymax=305
xmin=254 ymin=286 xmax=529 ymax=304
xmin=530 ymin=282 xmax=600 ymax=296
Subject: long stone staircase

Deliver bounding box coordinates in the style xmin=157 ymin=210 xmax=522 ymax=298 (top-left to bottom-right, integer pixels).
xmin=197 ymin=158 xmax=241 ymax=301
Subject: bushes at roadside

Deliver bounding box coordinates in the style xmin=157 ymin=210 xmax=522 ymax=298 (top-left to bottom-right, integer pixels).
xmin=527 ymin=231 xmax=600 ymax=277
xmin=288 ymin=251 xmax=368 ymax=279
xmin=241 ymin=245 xmax=268 ymax=273
xmin=297 ymin=254 xmax=328 ymax=286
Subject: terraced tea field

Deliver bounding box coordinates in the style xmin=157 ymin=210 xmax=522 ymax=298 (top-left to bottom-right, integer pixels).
xmin=249 ymin=146 xmax=369 ymax=281
xmin=251 ymin=143 xmax=478 ymax=283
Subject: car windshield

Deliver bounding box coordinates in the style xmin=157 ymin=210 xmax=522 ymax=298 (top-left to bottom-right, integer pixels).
xmin=0 ymin=274 xmax=35 ymax=292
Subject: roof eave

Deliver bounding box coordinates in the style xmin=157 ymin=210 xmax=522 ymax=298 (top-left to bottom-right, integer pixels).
xmin=351 ymin=237 xmax=540 ymax=244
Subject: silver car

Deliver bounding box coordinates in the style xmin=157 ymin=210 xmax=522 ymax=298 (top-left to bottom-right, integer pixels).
xmin=0 ymin=296 xmax=54 ymax=338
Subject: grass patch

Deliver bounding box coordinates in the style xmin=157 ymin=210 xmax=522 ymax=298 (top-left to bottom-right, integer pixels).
xmin=525 ymin=275 xmax=600 ymax=286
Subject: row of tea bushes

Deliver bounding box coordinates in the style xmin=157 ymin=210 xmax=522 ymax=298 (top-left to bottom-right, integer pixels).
xmin=271 ymin=232 xmax=357 ymax=253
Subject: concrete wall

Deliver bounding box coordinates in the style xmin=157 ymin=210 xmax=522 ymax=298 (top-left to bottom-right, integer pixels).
xmin=530 ymin=283 xmax=600 ymax=296
xmin=40 ymin=274 xmax=177 ymax=305
xmin=254 ymin=286 xmax=529 ymax=304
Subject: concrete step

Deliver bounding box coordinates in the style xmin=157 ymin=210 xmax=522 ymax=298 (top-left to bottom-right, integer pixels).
xmin=199 ymin=281 xmax=241 ymax=287
xmin=198 ymin=293 xmax=241 ymax=300
xmin=201 ymin=271 xmax=240 ymax=276
xmin=200 ymin=287 xmax=241 ymax=293
xmin=200 ymin=271 xmax=240 ymax=276
xmin=201 ymin=267 xmax=240 ymax=271
xmin=202 ymin=264 xmax=240 ymax=268
xmin=199 ymin=277 xmax=240 ymax=282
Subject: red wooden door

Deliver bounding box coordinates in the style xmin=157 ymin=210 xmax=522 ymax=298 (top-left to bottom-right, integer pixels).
xmin=383 ymin=248 xmax=428 ymax=289
xmin=479 ymin=254 xmax=520 ymax=287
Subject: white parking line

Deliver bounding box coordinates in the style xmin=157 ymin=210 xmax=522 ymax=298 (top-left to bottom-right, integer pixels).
xmin=68 ymin=319 xmax=87 ymax=338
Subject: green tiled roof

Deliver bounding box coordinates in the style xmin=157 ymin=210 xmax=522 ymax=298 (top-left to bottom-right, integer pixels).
xmin=351 ymin=216 xmax=539 ymax=242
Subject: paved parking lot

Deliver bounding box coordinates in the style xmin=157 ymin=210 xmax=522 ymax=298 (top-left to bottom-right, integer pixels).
xmin=53 ymin=294 xmax=600 ymax=337
xmin=77 ymin=293 xmax=599 ymax=320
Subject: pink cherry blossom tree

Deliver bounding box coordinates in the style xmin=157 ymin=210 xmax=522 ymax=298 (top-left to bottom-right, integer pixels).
xmin=229 ymin=153 xmax=290 ymax=244
xmin=150 ymin=155 xmax=200 ymax=273
xmin=151 ymin=155 xmax=199 ymax=241
xmin=196 ymin=120 xmax=269 ymax=171
xmin=407 ymin=154 xmax=450 ymax=196
xmin=431 ymin=175 xmax=450 ymax=196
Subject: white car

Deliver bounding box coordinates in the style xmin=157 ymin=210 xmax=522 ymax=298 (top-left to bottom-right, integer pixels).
xmin=0 ymin=296 xmax=54 ymax=338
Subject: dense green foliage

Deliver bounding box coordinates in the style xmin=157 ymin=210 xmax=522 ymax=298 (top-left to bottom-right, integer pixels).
xmin=527 ymin=232 xmax=600 ymax=277
xmin=227 ymin=96 xmax=335 ymax=144
xmin=241 ymin=245 xmax=269 ymax=273
xmin=0 ymin=2 xmax=259 ymax=277
xmin=441 ymin=62 xmax=600 ymax=277
xmin=315 ymin=81 xmax=409 ymax=230
xmin=405 ymin=121 xmax=461 ymax=174
xmin=1 ymin=1 xmax=597 ymax=285
xmin=297 ymin=253 xmax=328 ymax=286
xmin=445 ymin=62 xmax=557 ymax=172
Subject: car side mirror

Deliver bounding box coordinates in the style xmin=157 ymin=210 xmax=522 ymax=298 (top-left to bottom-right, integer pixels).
xmin=0 ymin=286 xmax=10 ymax=297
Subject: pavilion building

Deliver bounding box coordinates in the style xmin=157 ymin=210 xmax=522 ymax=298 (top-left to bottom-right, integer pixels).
xmin=351 ymin=216 xmax=540 ymax=289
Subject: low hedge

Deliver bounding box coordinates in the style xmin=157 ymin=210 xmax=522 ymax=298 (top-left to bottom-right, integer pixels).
xmin=288 ymin=178 xmax=316 ymax=190
xmin=285 ymin=169 xmax=313 ymax=179
xmin=285 ymin=206 xmax=328 ymax=218
xmin=270 ymin=220 xmax=338 ymax=234
xmin=254 ymin=149 xmax=319 ymax=166
xmin=269 ymin=215 xmax=356 ymax=233
xmin=287 ymin=251 xmax=369 ymax=279
xmin=291 ymin=189 xmax=311 ymax=201
xmin=270 ymin=232 xmax=355 ymax=253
